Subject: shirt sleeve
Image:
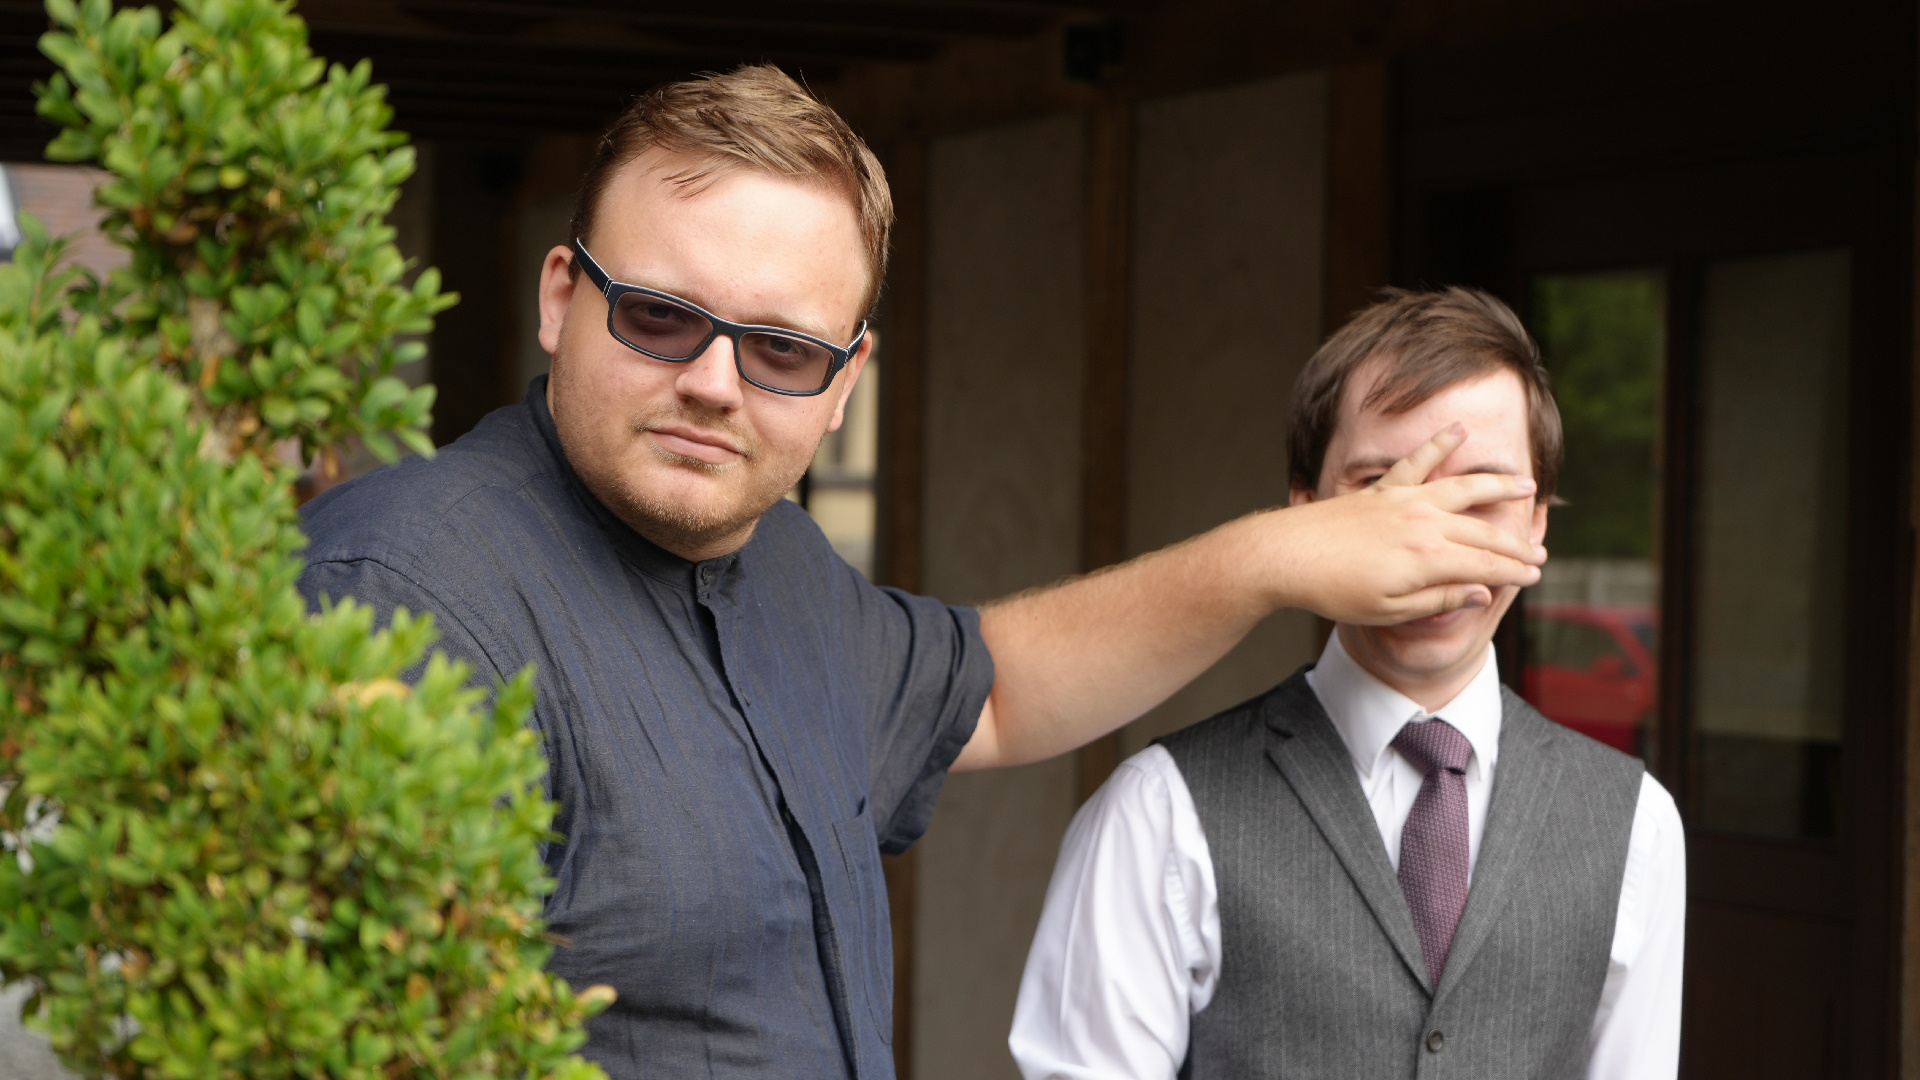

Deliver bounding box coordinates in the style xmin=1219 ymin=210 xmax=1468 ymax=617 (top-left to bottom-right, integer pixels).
xmin=849 ymin=572 xmax=995 ymax=854
xmin=299 ymin=557 xmax=502 ymax=690
xmin=1588 ymin=772 xmax=1686 ymax=1080
xmin=1009 ymin=745 xmax=1220 ymax=1080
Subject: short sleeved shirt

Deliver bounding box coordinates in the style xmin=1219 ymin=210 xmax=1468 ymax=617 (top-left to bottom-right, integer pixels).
xmin=297 ymin=378 xmax=992 ymax=1080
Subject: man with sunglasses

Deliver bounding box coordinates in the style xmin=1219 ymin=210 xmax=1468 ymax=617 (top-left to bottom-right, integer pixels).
xmin=298 ymin=66 xmax=1545 ymax=1080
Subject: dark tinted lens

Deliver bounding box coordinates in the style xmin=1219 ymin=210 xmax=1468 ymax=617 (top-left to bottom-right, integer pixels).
xmin=611 ymin=291 xmax=711 ymax=359
xmin=739 ymin=331 xmax=834 ymax=392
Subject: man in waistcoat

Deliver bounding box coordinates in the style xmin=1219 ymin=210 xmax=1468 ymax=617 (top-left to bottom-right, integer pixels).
xmin=1011 ymin=288 xmax=1685 ymax=1079
xmin=299 ymin=68 xmax=1553 ymax=1079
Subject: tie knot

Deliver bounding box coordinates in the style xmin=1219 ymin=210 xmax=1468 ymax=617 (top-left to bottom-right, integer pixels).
xmin=1392 ymin=717 xmax=1472 ymax=777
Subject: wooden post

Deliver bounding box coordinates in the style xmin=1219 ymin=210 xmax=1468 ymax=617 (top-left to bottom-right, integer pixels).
xmin=1076 ymin=101 xmax=1136 ymax=805
xmin=1322 ymin=59 xmax=1392 ymax=335
xmin=876 ymin=137 xmax=929 ymax=1080
xmin=1903 ymin=45 xmax=1920 ymax=1073
xmin=1312 ymin=59 xmax=1395 ymax=653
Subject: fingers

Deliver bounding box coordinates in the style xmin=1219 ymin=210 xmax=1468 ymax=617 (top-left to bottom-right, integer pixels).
xmin=1439 ymin=514 xmax=1548 ymax=567
xmin=1395 ymin=533 xmax=1541 ymax=592
xmin=1377 ymin=423 xmax=1466 ymax=487
xmin=1430 ymin=546 xmax=1542 ymax=590
xmin=1415 ymin=470 xmax=1538 ymax=513
xmin=1476 ymin=553 xmax=1542 ymax=588
xmin=1373 ymin=583 xmax=1495 ymax=624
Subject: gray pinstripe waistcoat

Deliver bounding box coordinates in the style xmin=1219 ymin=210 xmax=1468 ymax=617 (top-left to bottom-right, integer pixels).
xmin=1160 ymin=669 xmax=1643 ymax=1080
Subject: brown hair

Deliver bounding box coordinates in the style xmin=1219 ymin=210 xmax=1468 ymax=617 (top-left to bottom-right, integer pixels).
xmin=1288 ymin=286 xmax=1563 ymax=497
xmin=568 ymin=64 xmax=894 ymax=315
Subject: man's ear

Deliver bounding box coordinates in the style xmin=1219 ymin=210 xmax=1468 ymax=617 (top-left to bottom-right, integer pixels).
xmin=1530 ymin=495 xmax=1550 ymax=546
xmin=537 ymin=245 xmax=578 ymax=358
xmin=1289 ymin=484 xmax=1316 ymax=508
xmin=825 ymin=329 xmax=876 ymax=433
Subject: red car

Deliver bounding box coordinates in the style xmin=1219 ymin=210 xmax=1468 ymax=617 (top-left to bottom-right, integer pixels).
xmin=1522 ymin=603 xmax=1658 ymax=756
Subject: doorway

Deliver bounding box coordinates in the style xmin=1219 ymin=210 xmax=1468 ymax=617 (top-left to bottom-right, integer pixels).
xmin=1397 ymin=3 xmax=1912 ymax=1066
xmin=1410 ymin=153 xmax=1908 ymax=1076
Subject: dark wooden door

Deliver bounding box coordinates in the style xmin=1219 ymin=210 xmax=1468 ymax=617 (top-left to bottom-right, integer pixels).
xmin=1396 ymin=3 xmax=1912 ymax=1074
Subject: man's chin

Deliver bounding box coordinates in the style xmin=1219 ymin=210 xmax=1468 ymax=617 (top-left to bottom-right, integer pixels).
xmin=1348 ymin=618 xmax=1492 ymax=683
xmin=605 ymin=463 xmax=791 ymax=555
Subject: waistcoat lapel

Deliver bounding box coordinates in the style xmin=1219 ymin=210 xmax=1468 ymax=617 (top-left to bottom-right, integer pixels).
xmin=1431 ymin=690 xmax=1564 ymax=1003
xmin=1262 ymin=678 xmax=1433 ymax=996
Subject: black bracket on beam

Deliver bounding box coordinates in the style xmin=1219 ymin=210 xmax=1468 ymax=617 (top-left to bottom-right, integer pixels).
xmin=1063 ymin=18 xmax=1126 ymax=84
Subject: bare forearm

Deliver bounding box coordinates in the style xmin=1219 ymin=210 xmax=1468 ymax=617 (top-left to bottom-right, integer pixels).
xmin=959 ymin=511 xmax=1284 ymax=770
xmin=951 ymin=428 xmax=1544 ymax=772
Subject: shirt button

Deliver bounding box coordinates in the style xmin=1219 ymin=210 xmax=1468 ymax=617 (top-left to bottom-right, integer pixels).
xmin=1426 ymin=1030 xmax=1445 ymax=1053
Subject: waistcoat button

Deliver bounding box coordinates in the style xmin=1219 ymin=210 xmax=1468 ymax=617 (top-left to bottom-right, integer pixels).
xmin=1426 ymin=1030 xmax=1445 ymax=1052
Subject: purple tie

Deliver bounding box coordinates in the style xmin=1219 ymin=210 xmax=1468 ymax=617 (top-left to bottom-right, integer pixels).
xmin=1392 ymin=718 xmax=1473 ymax=987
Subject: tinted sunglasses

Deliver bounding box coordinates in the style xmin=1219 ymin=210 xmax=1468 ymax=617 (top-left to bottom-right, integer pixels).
xmin=572 ymin=238 xmax=866 ymax=397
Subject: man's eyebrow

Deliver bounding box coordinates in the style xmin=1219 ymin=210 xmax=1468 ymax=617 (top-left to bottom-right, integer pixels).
xmin=621 ymin=274 xmax=841 ymax=342
xmin=1340 ymin=455 xmax=1403 ymax=475
xmin=737 ymin=310 xmax=842 ymax=342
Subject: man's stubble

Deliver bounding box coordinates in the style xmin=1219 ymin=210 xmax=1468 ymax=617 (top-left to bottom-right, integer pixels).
xmin=549 ymin=345 xmax=824 ymax=557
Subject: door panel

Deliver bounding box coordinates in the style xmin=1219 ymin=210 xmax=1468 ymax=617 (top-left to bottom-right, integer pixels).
xmin=1691 ymin=251 xmax=1852 ymax=841
xmin=1685 ymin=903 xmax=1843 ymax=1079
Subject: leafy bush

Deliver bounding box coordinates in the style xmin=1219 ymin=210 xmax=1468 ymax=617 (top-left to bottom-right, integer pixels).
xmin=0 ymin=0 xmax=611 ymax=1075
xmin=39 ymin=0 xmax=441 ymax=466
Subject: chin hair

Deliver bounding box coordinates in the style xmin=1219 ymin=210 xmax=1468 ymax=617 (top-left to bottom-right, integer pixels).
xmin=608 ymin=469 xmax=794 ymax=553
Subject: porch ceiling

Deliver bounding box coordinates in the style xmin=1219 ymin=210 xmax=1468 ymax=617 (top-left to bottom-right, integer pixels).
xmin=0 ymin=0 xmax=1140 ymax=155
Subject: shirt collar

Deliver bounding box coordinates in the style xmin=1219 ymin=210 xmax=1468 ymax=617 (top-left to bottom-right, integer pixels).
xmin=1305 ymin=630 xmax=1504 ymax=783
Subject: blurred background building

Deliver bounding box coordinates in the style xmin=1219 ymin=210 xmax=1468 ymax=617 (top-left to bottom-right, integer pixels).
xmin=2 ymin=0 xmax=1915 ymax=1076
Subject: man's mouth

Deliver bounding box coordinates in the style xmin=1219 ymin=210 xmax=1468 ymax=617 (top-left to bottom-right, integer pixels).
xmin=1401 ymin=607 xmax=1471 ymax=631
xmin=647 ymin=423 xmax=746 ymax=465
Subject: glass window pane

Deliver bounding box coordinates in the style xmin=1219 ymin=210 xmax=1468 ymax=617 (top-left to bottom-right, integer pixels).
xmin=1692 ymin=250 xmax=1849 ymax=840
xmin=1523 ymin=270 xmax=1666 ymax=762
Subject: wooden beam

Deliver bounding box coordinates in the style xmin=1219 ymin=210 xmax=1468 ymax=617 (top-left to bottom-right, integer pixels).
xmin=1306 ymin=58 xmax=1396 ymax=658
xmin=818 ymin=0 xmax=1666 ymax=144
xmin=373 ymin=0 xmax=1074 ymax=39
xmin=875 ymin=137 xmax=930 ymax=1080
xmin=1894 ymin=19 xmax=1920 ymax=1077
xmin=309 ymin=26 xmax=885 ymax=72
xmin=1075 ymin=100 xmax=1134 ymax=804
xmin=1322 ymin=59 xmax=1392 ymax=333
xmin=877 ymin=139 xmax=929 ymax=599
xmin=300 ymin=1 xmax=956 ymax=64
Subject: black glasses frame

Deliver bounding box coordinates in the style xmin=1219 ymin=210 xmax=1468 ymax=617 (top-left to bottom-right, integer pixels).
xmin=571 ymin=238 xmax=866 ymax=397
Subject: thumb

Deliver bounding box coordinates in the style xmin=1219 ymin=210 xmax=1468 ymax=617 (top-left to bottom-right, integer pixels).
xmin=1390 ymin=582 xmax=1493 ymax=622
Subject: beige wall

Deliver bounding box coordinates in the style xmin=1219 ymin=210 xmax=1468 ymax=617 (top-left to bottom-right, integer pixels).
xmin=1120 ymin=71 xmax=1332 ymax=755
xmin=905 ymin=69 xmax=1335 ymax=1073
xmin=914 ymin=111 xmax=1087 ymax=1080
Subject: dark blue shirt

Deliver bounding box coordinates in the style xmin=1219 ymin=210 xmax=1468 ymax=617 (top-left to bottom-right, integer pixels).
xmin=298 ymin=379 xmax=991 ymax=1079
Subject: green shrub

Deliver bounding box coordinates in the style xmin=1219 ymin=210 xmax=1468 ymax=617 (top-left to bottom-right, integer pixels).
xmin=0 ymin=0 xmax=611 ymax=1076
xmin=39 ymin=0 xmax=440 ymax=466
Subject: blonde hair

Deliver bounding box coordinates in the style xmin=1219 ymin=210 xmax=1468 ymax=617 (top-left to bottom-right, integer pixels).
xmin=569 ymin=64 xmax=894 ymax=315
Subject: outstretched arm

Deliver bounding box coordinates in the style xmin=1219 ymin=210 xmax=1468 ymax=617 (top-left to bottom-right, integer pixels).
xmin=955 ymin=425 xmax=1542 ymax=771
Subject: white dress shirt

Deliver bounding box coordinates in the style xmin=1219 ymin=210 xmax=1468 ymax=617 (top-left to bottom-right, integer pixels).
xmin=1010 ymin=633 xmax=1686 ymax=1080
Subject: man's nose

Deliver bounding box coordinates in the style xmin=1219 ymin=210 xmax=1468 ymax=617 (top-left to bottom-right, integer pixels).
xmin=675 ymin=334 xmax=746 ymax=411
